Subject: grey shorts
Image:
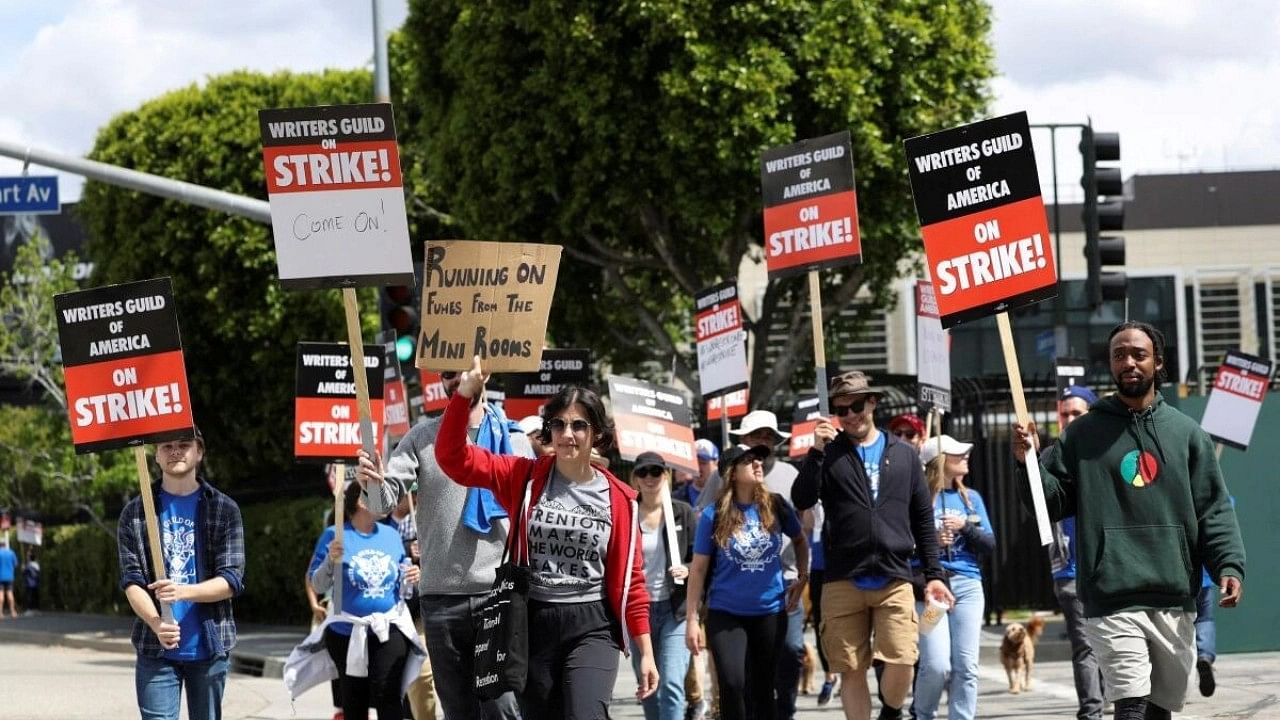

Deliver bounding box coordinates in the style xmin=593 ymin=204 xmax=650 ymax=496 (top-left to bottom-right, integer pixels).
xmin=1085 ymin=609 xmax=1195 ymax=712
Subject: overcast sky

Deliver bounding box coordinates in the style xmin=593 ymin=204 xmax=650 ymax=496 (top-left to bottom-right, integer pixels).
xmin=1 ymin=0 xmax=1276 ymax=203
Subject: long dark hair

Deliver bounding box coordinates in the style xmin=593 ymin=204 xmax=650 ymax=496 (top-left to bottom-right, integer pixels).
xmin=538 ymin=386 xmax=616 ymax=452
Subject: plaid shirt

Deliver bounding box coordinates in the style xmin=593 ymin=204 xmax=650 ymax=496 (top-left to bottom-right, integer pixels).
xmin=117 ymin=480 xmax=245 ymax=657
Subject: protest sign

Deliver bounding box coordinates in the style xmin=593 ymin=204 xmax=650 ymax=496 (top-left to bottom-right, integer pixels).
xmin=607 ymin=375 xmax=697 ymax=475
xmin=417 ymin=240 xmax=562 ymax=372
xmin=501 ymin=348 xmax=591 ymax=420
xmin=706 ymin=388 xmax=749 ymax=422
xmin=694 ymin=281 xmax=749 ymax=399
xmin=259 ymin=103 xmax=413 ymax=290
xmin=915 ymin=280 xmax=952 ymax=412
xmin=761 ymin=131 xmax=861 ymax=278
xmin=295 ymin=342 xmax=385 ymax=463
xmin=1200 ymin=350 xmax=1274 ymax=451
xmin=378 ymin=330 xmax=412 ymax=439
xmin=1055 ymin=357 xmax=1087 ymax=396
xmin=16 ymin=518 xmax=42 ymax=546
xmin=54 ymin=277 xmax=195 ymax=453
xmin=789 ymin=395 xmax=823 ymax=459
xmin=905 ymin=112 xmax=1057 ymax=329
xmin=419 ymin=371 xmax=451 ymax=413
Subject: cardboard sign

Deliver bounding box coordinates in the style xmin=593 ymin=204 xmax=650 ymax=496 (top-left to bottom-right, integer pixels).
xmin=789 ymin=395 xmax=823 ymax=459
xmin=1055 ymin=357 xmax=1087 ymax=396
xmin=501 ymin=348 xmax=591 ymax=420
xmin=760 ymin=131 xmax=861 ymax=278
xmin=607 ymin=375 xmax=697 ymax=475
xmin=54 ymin=277 xmax=195 ymax=453
xmin=416 ymin=240 xmax=562 ymax=372
xmin=259 ymin=103 xmax=414 ymax=289
xmin=694 ymin=281 xmax=749 ymax=398
xmin=378 ymin=331 xmax=412 ymax=439
xmin=295 ymin=342 xmax=385 ymax=463
xmin=905 ymin=112 xmax=1057 ymax=328
xmin=915 ymin=280 xmax=952 ymax=412
xmin=1200 ymin=350 xmax=1274 ymax=450
xmin=706 ymin=388 xmax=749 ymax=422
xmin=16 ymin=518 xmax=42 ymax=546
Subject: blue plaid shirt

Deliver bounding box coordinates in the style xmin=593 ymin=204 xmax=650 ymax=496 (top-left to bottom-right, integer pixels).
xmin=117 ymin=480 xmax=245 ymax=658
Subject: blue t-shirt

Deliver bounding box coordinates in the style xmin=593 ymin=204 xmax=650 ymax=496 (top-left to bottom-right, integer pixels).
xmin=1053 ymin=516 xmax=1078 ymax=581
xmin=695 ymin=500 xmax=802 ymax=616
xmin=159 ymin=489 xmax=209 ymax=661
xmin=853 ymin=432 xmax=890 ymax=590
xmin=934 ymin=488 xmax=993 ymax=580
xmin=309 ymin=522 xmax=407 ymax=636
xmin=0 ymin=547 xmax=17 ymax=582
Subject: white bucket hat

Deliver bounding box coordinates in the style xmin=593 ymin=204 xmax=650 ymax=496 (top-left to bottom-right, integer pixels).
xmin=919 ymin=434 xmax=973 ymax=466
xmin=730 ymin=410 xmax=791 ymax=442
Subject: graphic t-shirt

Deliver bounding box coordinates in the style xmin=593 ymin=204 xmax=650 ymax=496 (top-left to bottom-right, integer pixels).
xmin=853 ymin=432 xmax=890 ymax=590
xmin=159 ymin=489 xmax=209 ymax=661
xmin=308 ymin=522 xmax=407 ymax=636
xmin=935 ymin=488 xmax=993 ymax=579
xmin=527 ymin=468 xmax=612 ymax=603
xmin=694 ymin=500 xmax=802 ymax=617
xmin=0 ymin=547 xmax=17 ymax=582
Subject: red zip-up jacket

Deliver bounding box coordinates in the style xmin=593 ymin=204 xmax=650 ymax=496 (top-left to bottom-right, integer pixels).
xmin=434 ymin=392 xmax=651 ymax=650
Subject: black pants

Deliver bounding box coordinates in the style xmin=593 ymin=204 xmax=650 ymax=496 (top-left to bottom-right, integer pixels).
xmin=810 ymin=569 xmax=829 ymax=673
xmin=324 ymin=626 xmax=410 ymax=720
xmin=521 ymin=600 xmax=620 ymax=720
xmin=707 ymin=609 xmax=786 ymax=720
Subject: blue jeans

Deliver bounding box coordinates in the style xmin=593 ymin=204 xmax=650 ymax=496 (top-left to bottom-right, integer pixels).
xmin=631 ymin=598 xmax=690 ymax=720
xmin=1195 ymin=585 xmax=1216 ymax=662
xmin=912 ymin=574 xmax=984 ymax=720
xmin=135 ymin=653 xmax=229 ymax=720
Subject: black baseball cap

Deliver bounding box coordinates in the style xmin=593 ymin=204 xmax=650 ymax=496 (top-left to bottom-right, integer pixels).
xmin=633 ymin=451 xmax=666 ymax=472
xmin=718 ymin=444 xmax=770 ymax=476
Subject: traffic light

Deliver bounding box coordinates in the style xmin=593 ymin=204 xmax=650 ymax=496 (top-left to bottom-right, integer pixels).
xmin=1080 ymin=125 xmax=1126 ymax=307
xmin=380 ymin=284 xmax=419 ymax=364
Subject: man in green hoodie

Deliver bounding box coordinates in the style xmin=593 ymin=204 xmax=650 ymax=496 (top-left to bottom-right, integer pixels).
xmin=1013 ymin=321 xmax=1244 ymax=720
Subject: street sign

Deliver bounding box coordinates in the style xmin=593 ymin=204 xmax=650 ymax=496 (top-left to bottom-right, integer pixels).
xmin=0 ymin=176 xmax=59 ymax=215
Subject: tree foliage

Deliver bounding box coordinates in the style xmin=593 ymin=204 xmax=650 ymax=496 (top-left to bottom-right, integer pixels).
xmin=76 ymin=70 xmax=378 ymax=489
xmin=396 ymin=0 xmax=994 ymax=407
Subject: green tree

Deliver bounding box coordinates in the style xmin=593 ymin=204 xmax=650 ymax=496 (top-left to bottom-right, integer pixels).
xmin=395 ymin=0 xmax=993 ymax=406
xmin=76 ymin=70 xmax=379 ymax=488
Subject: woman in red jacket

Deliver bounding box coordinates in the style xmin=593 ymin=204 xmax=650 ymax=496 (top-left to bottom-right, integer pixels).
xmin=437 ymin=355 xmax=658 ymax=719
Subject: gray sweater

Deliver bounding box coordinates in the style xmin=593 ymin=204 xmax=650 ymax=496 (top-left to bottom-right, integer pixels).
xmin=365 ymin=415 xmax=533 ymax=595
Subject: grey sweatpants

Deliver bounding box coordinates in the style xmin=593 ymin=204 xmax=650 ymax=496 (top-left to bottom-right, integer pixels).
xmin=1085 ymin=609 xmax=1195 ymax=712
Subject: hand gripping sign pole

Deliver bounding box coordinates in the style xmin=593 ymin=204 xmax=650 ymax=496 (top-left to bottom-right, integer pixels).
xmin=133 ymin=447 xmax=174 ymax=625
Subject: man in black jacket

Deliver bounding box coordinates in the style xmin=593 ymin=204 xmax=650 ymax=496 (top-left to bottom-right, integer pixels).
xmin=793 ymin=371 xmax=952 ymax=720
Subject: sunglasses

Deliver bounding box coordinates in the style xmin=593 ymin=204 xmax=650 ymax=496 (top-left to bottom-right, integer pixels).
xmin=439 ymin=371 xmax=459 ymax=381
xmin=832 ymin=398 xmax=869 ymax=417
xmin=893 ymin=429 xmax=918 ymax=440
xmin=633 ymin=466 xmax=665 ymax=478
xmin=547 ymin=418 xmax=593 ymax=435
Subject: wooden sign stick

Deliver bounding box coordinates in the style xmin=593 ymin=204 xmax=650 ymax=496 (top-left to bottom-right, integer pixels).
xmin=924 ymin=407 xmax=935 ymax=441
xmin=660 ymin=482 xmax=685 ymax=585
xmin=132 ymin=446 xmax=174 ymax=624
xmin=342 ymin=288 xmax=377 ymax=460
xmin=331 ymin=462 xmax=346 ymax=615
xmin=996 ymin=312 xmax=1053 ymax=546
xmin=808 ymin=271 xmax=829 ymax=416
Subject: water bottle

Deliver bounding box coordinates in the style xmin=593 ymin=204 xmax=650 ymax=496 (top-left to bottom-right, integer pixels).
xmin=400 ymin=560 xmax=415 ymax=600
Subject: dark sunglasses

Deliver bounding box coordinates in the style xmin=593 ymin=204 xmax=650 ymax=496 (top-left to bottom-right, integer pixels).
xmin=832 ymin=398 xmax=869 ymax=417
xmin=439 ymin=371 xmax=459 ymax=381
xmin=547 ymin=418 xmax=593 ymax=434
xmin=893 ymin=429 xmax=918 ymax=440
xmin=633 ymin=466 xmax=665 ymax=478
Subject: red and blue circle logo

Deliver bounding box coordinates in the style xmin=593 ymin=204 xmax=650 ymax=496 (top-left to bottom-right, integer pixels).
xmin=1120 ymin=450 xmax=1159 ymax=488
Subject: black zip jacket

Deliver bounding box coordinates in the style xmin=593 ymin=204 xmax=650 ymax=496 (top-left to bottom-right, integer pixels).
xmin=792 ymin=430 xmax=946 ymax=586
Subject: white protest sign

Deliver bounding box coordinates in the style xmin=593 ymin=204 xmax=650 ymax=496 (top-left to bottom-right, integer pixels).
xmin=1201 ymin=350 xmax=1274 ymax=450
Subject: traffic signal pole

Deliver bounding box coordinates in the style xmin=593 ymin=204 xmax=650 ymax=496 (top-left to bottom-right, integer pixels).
xmin=1031 ymin=123 xmax=1087 ymax=356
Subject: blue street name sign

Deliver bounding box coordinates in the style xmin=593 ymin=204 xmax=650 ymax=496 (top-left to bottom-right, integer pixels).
xmin=0 ymin=176 xmax=60 ymax=215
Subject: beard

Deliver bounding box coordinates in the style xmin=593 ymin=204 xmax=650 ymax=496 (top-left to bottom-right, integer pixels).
xmin=1115 ymin=373 xmax=1154 ymax=398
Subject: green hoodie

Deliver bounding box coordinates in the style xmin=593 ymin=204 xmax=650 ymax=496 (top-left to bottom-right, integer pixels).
xmin=1022 ymin=392 xmax=1244 ymax=617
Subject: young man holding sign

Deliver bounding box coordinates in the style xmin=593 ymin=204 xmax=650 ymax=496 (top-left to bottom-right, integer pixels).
xmin=117 ymin=429 xmax=245 ymax=720
xmin=1013 ymin=322 xmax=1245 ymax=720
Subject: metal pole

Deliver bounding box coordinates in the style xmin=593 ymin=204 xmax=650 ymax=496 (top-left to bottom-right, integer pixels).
xmin=372 ymin=0 xmax=391 ymax=104
xmin=0 ymin=139 xmax=270 ymax=224
xmin=1050 ymin=127 xmax=1068 ymax=355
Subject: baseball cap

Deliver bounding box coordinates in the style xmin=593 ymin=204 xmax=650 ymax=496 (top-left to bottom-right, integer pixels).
xmin=633 ymin=451 xmax=666 ymax=472
xmin=889 ymin=414 xmax=925 ymax=436
xmin=718 ymin=444 xmax=771 ymax=477
xmin=1060 ymin=385 xmax=1098 ymax=406
xmin=695 ymin=439 xmax=719 ymax=461
xmin=919 ymin=434 xmax=974 ymax=466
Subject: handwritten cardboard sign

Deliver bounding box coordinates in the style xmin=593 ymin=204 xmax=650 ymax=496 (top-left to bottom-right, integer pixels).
xmin=694 ymin=280 xmax=750 ymax=399
xmin=760 ymin=131 xmax=862 ymax=278
xmin=915 ymin=280 xmax=952 ymax=412
xmin=608 ymin=375 xmax=697 ymax=475
xmin=54 ymin=277 xmax=195 ymax=453
xmin=259 ymin=103 xmax=414 ymax=289
xmin=905 ymin=112 xmax=1057 ymax=328
xmin=295 ymin=342 xmax=385 ymax=463
xmin=1201 ymin=350 xmax=1274 ymax=450
xmin=416 ymin=240 xmax=562 ymax=372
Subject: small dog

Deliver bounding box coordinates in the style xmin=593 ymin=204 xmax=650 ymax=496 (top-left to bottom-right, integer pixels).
xmin=799 ymin=642 xmax=819 ymax=694
xmin=1000 ymin=615 xmax=1045 ymax=694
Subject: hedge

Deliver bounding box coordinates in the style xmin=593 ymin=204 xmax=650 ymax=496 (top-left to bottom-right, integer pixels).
xmin=32 ymin=495 xmax=329 ymax=626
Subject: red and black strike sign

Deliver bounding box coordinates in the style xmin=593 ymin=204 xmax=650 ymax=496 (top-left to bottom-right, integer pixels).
xmin=260 ymin=104 xmax=401 ymax=195
xmin=1200 ymin=350 xmax=1274 ymax=450
xmin=706 ymin=388 xmax=749 ymax=423
xmin=295 ymin=342 xmax=385 ymax=463
xmin=905 ymin=112 xmax=1057 ymax=328
xmin=760 ymin=130 xmax=861 ymax=278
xmin=54 ymin=277 xmax=195 ymax=454
xmin=607 ymin=375 xmax=697 ymax=475
xmin=789 ymin=395 xmax=823 ymax=459
xmin=501 ymin=348 xmax=591 ymax=421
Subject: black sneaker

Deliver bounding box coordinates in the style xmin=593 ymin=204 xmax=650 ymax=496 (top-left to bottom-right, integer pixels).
xmin=818 ymin=679 xmax=836 ymax=706
xmin=877 ymin=705 xmax=904 ymax=720
xmin=1197 ymin=657 xmax=1216 ymax=697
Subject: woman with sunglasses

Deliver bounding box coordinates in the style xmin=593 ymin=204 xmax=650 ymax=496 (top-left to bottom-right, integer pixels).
xmin=910 ymin=435 xmax=995 ymax=720
xmin=435 ymin=356 xmax=658 ymax=719
xmin=629 ymin=451 xmax=696 ymax=720
xmin=685 ymin=444 xmax=809 ymax=720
